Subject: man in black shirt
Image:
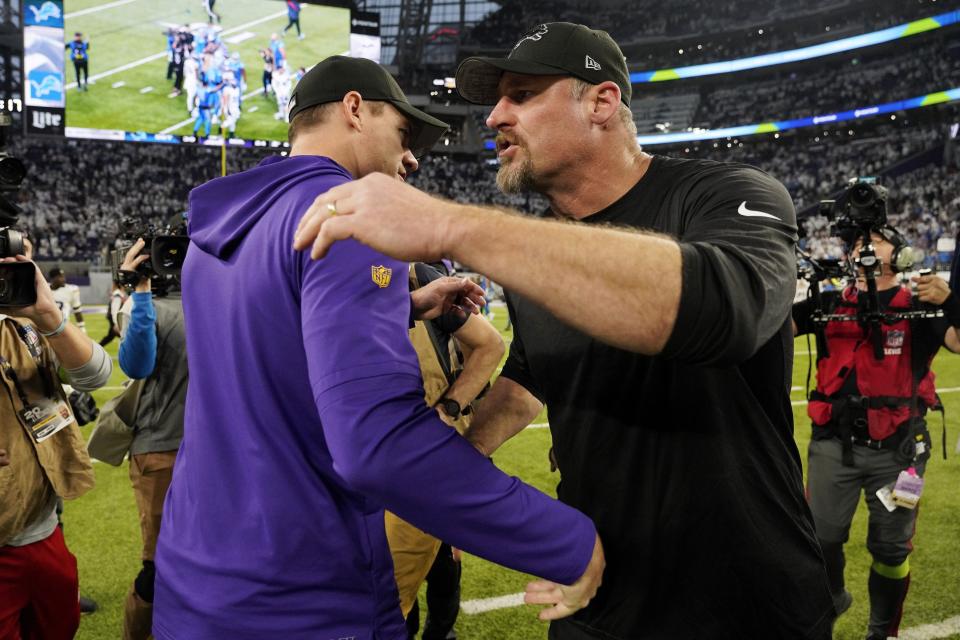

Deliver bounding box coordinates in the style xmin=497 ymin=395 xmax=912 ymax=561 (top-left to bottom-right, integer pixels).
xmin=293 ymin=23 xmax=834 ymax=638
xmin=793 ymin=231 xmax=960 ymax=640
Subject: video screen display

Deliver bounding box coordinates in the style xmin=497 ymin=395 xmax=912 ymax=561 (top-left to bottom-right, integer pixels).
xmin=25 ymin=0 xmax=378 ymax=146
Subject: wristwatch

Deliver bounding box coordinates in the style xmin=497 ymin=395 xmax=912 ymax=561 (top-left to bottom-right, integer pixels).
xmin=439 ymin=398 xmax=462 ymax=419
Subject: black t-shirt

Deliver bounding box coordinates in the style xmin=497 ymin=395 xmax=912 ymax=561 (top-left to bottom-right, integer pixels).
xmin=501 ymin=156 xmax=833 ymax=639
xmin=793 ymin=286 xmax=949 ymax=401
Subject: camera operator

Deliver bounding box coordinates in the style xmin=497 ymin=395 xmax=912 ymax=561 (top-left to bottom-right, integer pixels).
xmin=0 ymin=254 xmax=112 ymax=639
xmin=793 ymin=228 xmax=960 ymax=640
xmin=116 ymin=238 xmax=187 ymax=640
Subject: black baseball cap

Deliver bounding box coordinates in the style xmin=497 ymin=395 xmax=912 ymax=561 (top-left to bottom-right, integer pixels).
xmin=287 ymin=55 xmax=449 ymax=157
xmin=48 ymin=267 xmax=64 ymax=279
xmin=456 ymin=22 xmax=631 ymax=106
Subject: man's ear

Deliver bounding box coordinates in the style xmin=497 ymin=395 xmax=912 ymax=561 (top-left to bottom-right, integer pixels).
xmin=586 ymin=80 xmax=621 ymax=128
xmin=341 ymin=91 xmax=364 ymax=132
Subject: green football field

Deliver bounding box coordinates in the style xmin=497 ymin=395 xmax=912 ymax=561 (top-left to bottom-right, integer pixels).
xmin=64 ymin=0 xmax=350 ymax=141
xmin=65 ymin=311 xmax=960 ymax=639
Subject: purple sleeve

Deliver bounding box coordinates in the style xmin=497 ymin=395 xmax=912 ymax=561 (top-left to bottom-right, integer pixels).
xmin=301 ymin=239 xmax=596 ymax=586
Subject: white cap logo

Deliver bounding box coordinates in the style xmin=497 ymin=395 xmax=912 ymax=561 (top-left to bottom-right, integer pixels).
xmin=585 ymin=55 xmax=601 ymax=71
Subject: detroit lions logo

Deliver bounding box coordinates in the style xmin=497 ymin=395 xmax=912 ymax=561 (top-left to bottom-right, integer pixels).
xmin=29 ymin=74 xmax=63 ymax=99
xmin=511 ymin=24 xmax=549 ymax=52
xmin=28 ymin=1 xmax=61 ymax=23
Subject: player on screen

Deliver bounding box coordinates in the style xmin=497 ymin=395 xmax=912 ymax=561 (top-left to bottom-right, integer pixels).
xmin=282 ymin=1 xmax=304 ymax=40
xmin=202 ymin=0 xmax=221 ymax=24
xmin=271 ymin=64 xmax=291 ymax=121
xmin=220 ymin=75 xmax=241 ymax=138
xmin=65 ymin=32 xmax=90 ymax=92
xmin=269 ymin=34 xmax=286 ymax=70
xmin=193 ymin=83 xmax=215 ymax=138
xmin=259 ymin=48 xmax=274 ymax=97
xmin=183 ymin=54 xmax=199 ymax=112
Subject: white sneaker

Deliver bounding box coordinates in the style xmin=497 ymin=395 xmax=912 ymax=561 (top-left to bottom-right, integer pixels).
xmin=298 ymin=34 xmax=305 ymax=40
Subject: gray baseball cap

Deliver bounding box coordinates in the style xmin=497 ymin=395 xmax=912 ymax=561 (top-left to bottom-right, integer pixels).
xmin=288 ymin=55 xmax=449 ymax=157
xmin=455 ymin=22 xmax=631 ymax=106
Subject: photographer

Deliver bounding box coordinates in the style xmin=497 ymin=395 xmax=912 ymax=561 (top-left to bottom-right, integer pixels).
xmin=793 ymin=227 xmax=960 ymax=640
xmin=116 ymin=238 xmax=187 ymax=640
xmin=0 ymin=254 xmax=112 ymax=639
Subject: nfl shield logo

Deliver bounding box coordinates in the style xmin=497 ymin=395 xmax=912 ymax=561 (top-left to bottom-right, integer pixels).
xmin=371 ymin=265 xmax=392 ymax=288
xmin=886 ymin=330 xmax=905 ymax=348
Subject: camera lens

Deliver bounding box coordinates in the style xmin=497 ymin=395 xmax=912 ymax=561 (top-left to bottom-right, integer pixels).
xmin=0 ymin=156 xmax=26 ymax=190
xmin=849 ymin=184 xmax=876 ymax=208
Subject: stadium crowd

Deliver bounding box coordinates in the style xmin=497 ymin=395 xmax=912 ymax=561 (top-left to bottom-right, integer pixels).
xmin=462 ymin=0 xmax=953 ymax=69
xmin=680 ymin=35 xmax=960 ymax=131
xmin=10 ymin=111 xmax=956 ymax=266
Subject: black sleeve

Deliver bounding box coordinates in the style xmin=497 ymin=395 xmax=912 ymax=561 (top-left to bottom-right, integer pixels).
xmin=914 ymin=314 xmax=951 ymax=362
xmin=661 ymin=165 xmax=799 ymax=367
xmin=414 ymin=262 xmax=468 ymax=335
xmin=498 ymin=293 xmax=544 ymax=403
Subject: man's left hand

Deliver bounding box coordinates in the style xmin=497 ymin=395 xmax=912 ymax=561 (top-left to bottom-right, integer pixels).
xmin=913 ymin=273 xmax=951 ymax=306
xmin=1 ymin=255 xmax=64 ymax=332
xmin=411 ymin=276 xmax=484 ymax=321
xmin=293 ymin=172 xmax=458 ymax=261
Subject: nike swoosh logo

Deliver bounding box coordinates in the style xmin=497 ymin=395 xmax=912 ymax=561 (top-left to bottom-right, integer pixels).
xmin=737 ymin=201 xmax=779 ymax=220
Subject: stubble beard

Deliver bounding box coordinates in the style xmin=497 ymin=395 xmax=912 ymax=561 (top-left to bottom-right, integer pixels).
xmin=496 ymin=156 xmax=536 ymax=194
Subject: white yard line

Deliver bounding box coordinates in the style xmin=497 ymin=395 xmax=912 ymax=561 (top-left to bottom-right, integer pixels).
xmin=65 ymin=0 xmax=138 ymax=19
xmin=901 ymin=616 xmax=960 ymax=640
xmin=65 ymin=10 xmax=286 ymax=90
xmin=459 ymin=591 xmax=960 ymax=640
xmin=459 ymin=593 xmax=526 ymax=615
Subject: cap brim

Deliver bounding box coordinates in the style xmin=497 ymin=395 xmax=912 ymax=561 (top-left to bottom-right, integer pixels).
xmin=455 ymin=57 xmax=569 ymax=105
xmin=391 ymin=100 xmax=450 ymax=158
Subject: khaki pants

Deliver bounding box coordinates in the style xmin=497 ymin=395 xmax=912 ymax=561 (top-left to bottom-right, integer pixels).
xmin=123 ymin=450 xmax=177 ymax=640
xmin=384 ymin=511 xmax=442 ymax=618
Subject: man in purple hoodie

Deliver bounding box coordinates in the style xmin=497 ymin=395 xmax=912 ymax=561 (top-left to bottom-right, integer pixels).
xmin=152 ymin=55 xmax=604 ymax=640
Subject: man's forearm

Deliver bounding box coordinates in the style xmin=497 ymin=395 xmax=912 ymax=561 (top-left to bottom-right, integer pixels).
xmin=46 ymin=324 xmax=94 ymax=369
xmin=465 ymin=376 xmax=543 ymax=457
xmin=445 ymin=345 xmax=501 ymax=408
xmin=445 ymin=206 xmax=681 ymax=354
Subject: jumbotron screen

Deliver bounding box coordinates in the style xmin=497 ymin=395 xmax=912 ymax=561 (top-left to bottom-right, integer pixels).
xmin=24 ymin=0 xmax=380 ymax=146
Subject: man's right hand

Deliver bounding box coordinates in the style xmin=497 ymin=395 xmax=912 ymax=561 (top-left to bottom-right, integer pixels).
xmin=120 ymin=239 xmax=151 ymax=293
xmin=0 ymin=449 xmax=9 ymax=467
xmin=524 ymin=533 xmax=605 ymax=621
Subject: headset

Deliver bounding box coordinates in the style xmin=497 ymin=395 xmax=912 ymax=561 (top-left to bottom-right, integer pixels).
xmin=844 ymin=225 xmax=916 ymax=274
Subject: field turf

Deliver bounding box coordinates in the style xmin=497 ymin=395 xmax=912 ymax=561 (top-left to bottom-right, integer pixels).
xmin=64 ymin=310 xmax=960 ymax=639
xmin=65 ymin=0 xmax=349 ymax=141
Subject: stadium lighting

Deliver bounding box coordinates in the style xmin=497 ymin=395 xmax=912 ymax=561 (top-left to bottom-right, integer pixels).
xmin=630 ymin=10 xmax=960 ymax=84
xmin=636 ymin=86 xmax=959 ymax=145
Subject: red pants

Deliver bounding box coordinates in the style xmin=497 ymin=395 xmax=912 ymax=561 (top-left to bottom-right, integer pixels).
xmin=0 ymin=527 xmax=80 ymax=640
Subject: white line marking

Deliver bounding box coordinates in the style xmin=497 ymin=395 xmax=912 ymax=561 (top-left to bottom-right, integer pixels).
xmin=460 ymin=592 xmax=525 ymax=615
xmin=160 ymin=86 xmax=265 ymax=134
xmin=65 ymin=11 xmax=286 ymax=90
xmin=111 ymin=81 xmax=126 ymax=88
xmin=246 ymin=105 xmax=259 ymax=113
xmin=880 ymin=616 xmax=960 ymax=640
xmin=65 ymin=0 xmax=138 ymax=19
xmin=139 ymin=86 xmax=154 ymax=94
xmin=226 ymin=31 xmax=256 ymax=44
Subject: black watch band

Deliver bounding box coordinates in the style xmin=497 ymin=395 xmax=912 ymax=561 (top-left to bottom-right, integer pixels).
xmin=440 ymin=398 xmax=462 ymax=419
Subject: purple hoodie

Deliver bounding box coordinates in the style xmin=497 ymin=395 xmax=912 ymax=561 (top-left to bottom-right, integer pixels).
xmin=152 ymin=155 xmax=596 ymax=640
